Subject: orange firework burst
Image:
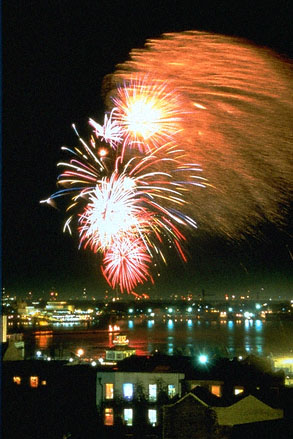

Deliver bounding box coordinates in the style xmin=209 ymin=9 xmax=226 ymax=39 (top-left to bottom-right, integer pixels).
xmin=110 ymin=76 xmax=191 ymax=153
xmin=105 ymin=31 xmax=293 ymax=238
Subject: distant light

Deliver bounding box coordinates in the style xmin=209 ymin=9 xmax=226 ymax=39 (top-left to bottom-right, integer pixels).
xmin=187 ymin=319 xmax=193 ymax=326
xmin=36 ymin=350 xmax=42 ymax=358
xmin=98 ymin=148 xmax=107 ymax=157
xmin=91 ymin=361 xmax=97 ymax=367
xmin=228 ymin=307 xmax=233 ymax=312
xmin=77 ymin=348 xmax=84 ymax=357
xmin=238 ymin=355 xmax=243 ymax=360
xmin=148 ymin=308 xmax=152 ymax=313
xmin=47 ymin=357 xmax=51 ymax=361
xmin=199 ymin=354 xmax=208 ymax=364
xmin=255 ymin=303 xmax=261 ymax=310
xmin=128 ymin=308 xmax=133 ymax=314
xmin=69 ymin=357 xmax=74 ymax=363
xmin=168 ymin=319 xmax=174 ymax=329
xmin=168 ymin=308 xmax=173 ymax=313
xmin=98 ymin=357 xmax=104 ymax=364
xmin=280 ymin=358 xmax=293 ymax=365
xmin=187 ymin=307 xmax=192 ymax=313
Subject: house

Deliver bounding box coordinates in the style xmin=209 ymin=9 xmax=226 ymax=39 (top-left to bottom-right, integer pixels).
xmin=163 ymin=392 xmax=218 ymax=439
xmin=214 ymin=394 xmax=283 ymax=426
xmin=96 ymin=370 xmax=184 ymax=428
xmin=163 ymin=389 xmax=284 ymax=439
xmin=2 ymin=333 xmax=25 ymax=361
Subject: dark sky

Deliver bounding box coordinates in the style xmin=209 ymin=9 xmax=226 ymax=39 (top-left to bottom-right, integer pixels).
xmin=2 ymin=0 xmax=293 ymax=299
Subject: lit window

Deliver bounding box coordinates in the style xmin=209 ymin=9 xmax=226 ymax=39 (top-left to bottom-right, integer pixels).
xmin=124 ymin=408 xmax=133 ymax=426
xmin=30 ymin=376 xmax=39 ymax=388
xmin=104 ymin=408 xmax=114 ymax=426
xmin=41 ymin=380 xmax=47 ymax=386
xmin=149 ymin=384 xmax=157 ymax=401
xmin=211 ymin=385 xmax=221 ymax=397
xmin=148 ymin=409 xmax=157 ymax=426
xmin=123 ymin=383 xmax=133 ymax=400
xmin=234 ymin=386 xmax=244 ymax=395
xmin=13 ymin=376 xmax=21 ymax=385
xmin=105 ymin=383 xmax=114 ymax=399
xmin=168 ymin=384 xmax=176 ymax=398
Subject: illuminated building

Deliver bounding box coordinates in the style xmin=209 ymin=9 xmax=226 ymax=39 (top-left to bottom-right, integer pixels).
xmin=188 ymin=379 xmax=224 ymax=397
xmin=271 ymin=355 xmax=293 ymax=386
xmin=96 ymin=370 xmax=184 ymax=427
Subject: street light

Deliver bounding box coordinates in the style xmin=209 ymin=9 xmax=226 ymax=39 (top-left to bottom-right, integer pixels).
xmin=198 ymin=354 xmax=208 ymax=364
xmin=76 ymin=348 xmax=84 ymax=357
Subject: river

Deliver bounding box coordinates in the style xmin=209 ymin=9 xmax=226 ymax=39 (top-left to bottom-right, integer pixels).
xmin=23 ymin=318 xmax=293 ymax=361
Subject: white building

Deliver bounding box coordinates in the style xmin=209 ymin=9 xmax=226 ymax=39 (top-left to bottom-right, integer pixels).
xmin=96 ymin=370 xmax=184 ymax=427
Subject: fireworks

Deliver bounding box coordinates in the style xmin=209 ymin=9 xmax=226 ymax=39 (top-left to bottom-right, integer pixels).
xmin=43 ymin=105 xmax=202 ymax=293
xmin=43 ymin=30 xmax=293 ymax=293
xmin=106 ymin=31 xmax=293 ymax=238
xmin=102 ymin=237 xmax=154 ymax=293
xmin=78 ymin=173 xmax=141 ymax=252
xmin=89 ymin=110 xmax=123 ymax=148
xmin=110 ymin=77 xmax=189 ymax=153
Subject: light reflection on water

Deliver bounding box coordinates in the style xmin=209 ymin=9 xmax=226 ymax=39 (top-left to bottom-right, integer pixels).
xmin=27 ymin=319 xmax=293 ymax=360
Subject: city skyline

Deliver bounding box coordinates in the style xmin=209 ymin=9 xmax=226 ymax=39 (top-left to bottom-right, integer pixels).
xmin=3 ymin=1 xmax=293 ymax=299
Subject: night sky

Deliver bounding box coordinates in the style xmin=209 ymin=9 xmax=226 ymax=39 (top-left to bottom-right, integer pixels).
xmin=3 ymin=1 xmax=293 ymax=299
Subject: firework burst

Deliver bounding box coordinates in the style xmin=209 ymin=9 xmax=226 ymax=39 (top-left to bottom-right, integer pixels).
xmin=110 ymin=76 xmax=190 ymax=153
xmin=106 ymin=31 xmax=293 ymax=238
xmin=102 ymin=236 xmax=154 ymax=293
xmin=78 ymin=172 xmax=149 ymax=252
xmin=89 ymin=109 xmax=123 ymax=148
xmin=43 ymin=111 xmax=202 ymax=293
xmin=78 ymin=145 xmax=201 ymax=260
